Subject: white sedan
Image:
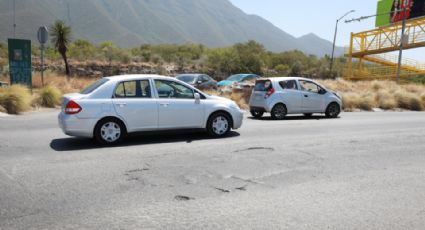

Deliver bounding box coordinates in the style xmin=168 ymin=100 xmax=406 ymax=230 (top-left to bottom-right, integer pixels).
xmin=58 ymin=75 xmax=244 ymax=144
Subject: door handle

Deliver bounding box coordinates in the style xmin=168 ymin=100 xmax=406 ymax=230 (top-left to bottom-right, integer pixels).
xmin=116 ymin=103 xmax=127 ymax=107
xmin=160 ymin=103 xmax=170 ymax=107
xmin=304 ymin=95 xmax=309 ymax=98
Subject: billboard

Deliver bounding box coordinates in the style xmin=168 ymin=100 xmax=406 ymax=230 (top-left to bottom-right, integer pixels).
xmin=376 ymin=0 xmax=425 ymax=27
xmin=8 ymin=39 xmax=32 ymax=88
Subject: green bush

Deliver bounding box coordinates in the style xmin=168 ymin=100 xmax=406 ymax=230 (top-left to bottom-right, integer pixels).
xmin=37 ymin=85 xmax=62 ymax=108
xmin=0 ymin=85 xmax=32 ymax=114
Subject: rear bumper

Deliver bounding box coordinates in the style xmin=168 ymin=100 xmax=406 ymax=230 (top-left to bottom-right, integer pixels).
xmin=58 ymin=112 xmax=97 ymax=138
xmin=249 ymin=106 xmax=267 ymax=113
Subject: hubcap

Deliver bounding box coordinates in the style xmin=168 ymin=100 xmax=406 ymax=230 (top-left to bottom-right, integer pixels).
xmin=212 ymin=116 xmax=229 ymax=135
xmin=329 ymin=104 xmax=339 ymax=117
xmin=273 ymin=106 xmax=286 ymax=119
xmin=100 ymin=122 xmax=121 ymax=142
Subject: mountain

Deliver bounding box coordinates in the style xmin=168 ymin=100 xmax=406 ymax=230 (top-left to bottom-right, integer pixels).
xmin=0 ymin=0 xmax=343 ymax=56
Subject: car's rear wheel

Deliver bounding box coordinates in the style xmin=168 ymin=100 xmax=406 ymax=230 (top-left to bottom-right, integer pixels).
xmin=325 ymin=102 xmax=340 ymax=118
xmin=207 ymin=112 xmax=231 ymax=137
xmin=95 ymin=118 xmax=126 ymax=145
xmin=250 ymin=111 xmax=264 ymax=118
xmin=271 ymin=104 xmax=287 ymax=120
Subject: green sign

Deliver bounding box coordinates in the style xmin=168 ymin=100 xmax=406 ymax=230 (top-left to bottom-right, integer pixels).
xmin=8 ymin=39 xmax=32 ymax=88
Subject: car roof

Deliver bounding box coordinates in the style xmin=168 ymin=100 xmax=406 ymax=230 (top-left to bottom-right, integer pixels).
xmin=230 ymin=74 xmax=258 ymax=77
xmin=176 ymin=74 xmax=203 ymax=77
xmin=105 ymin=74 xmax=176 ymax=82
xmin=258 ymin=77 xmax=312 ymax=82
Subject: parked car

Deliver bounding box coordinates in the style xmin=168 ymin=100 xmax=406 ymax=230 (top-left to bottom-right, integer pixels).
xmin=217 ymin=74 xmax=260 ymax=89
xmin=176 ymin=74 xmax=217 ymax=90
xmin=249 ymin=77 xmax=342 ymax=119
xmin=58 ymin=75 xmax=244 ymax=144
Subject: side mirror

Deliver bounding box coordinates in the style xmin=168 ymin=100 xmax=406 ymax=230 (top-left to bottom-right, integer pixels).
xmin=194 ymin=93 xmax=201 ymax=104
xmin=319 ymin=88 xmax=327 ymax=95
xmin=197 ymin=80 xmax=203 ymax=84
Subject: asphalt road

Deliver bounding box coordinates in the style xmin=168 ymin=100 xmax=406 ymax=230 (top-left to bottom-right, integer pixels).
xmin=1 ymin=110 xmax=425 ymax=230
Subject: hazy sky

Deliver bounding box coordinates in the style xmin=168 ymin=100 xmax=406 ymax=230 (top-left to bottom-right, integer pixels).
xmin=229 ymin=0 xmax=424 ymax=59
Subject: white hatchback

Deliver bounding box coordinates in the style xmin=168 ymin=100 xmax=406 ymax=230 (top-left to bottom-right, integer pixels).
xmin=58 ymin=75 xmax=243 ymax=144
xmin=249 ymin=77 xmax=342 ymax=119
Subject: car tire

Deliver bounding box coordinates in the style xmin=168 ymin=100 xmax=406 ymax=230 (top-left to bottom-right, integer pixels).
xmin=271 ymin=104 xmax=287 ymax=120
xmin=304 ymin=113 xmax=313 ymax=117
xmin=207 ymin=112 xmax=232 ymax=137
xmin=94 ymin=118 xmax=126 ymax=145
xmin=325 ymin=102 xmax=340 ymax=118
xmin=250 ymin=111 xmax=264 ymax=118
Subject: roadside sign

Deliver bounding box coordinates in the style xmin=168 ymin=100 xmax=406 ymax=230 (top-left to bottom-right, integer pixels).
xmin=37 ymin=26 xmax=48 ymax=44
xmin=8 ymin=39 xmax=32 ymax=88
xmin=37 ymin=26 xmax=49 ymax=86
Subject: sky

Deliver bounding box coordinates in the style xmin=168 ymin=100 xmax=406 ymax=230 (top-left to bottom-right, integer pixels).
xmin=229 ymin=0 xmax=424 ymax=59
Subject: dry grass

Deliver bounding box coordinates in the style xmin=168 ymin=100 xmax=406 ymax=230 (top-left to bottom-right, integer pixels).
xmin=320 ymin=78 xmax=425 ymax=111
xmin=0 ymin=85 xmax=32 ymax=114
xmin=204 ymin=88 xmax=250 ymax=110
xmin=1 ymin=74 xmax=425 ymax=114
xmin=32 ymin=72 xmax=97 ymax=94
xmin=36 ymin=85 xmax=62 ymax=108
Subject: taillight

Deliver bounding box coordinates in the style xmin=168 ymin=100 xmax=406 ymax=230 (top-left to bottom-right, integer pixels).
xmin=265 ymin=88 xmax=275 ymax=98
xmin=64 ymin=100 xmax=82 ymax=114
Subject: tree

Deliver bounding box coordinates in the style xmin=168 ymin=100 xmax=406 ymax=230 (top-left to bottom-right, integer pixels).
xmin=50 ymin=20 xmax=71 ymax=76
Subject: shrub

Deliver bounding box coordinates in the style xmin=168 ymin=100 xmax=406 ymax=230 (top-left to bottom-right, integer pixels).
xmin=394 ymin=91 xmax=424 ymax=111
xmin=342 ymin=93 xmax=360 ymax=111
xmin=0 ymin=85 xmax=32 ymax=114
xmin=37 ymin=85 xmax=62 ymax=108
xmin=376 ymin=90 xmax=397 ymax=110
xmin=358 ymin=94 xmax=375 ymax=111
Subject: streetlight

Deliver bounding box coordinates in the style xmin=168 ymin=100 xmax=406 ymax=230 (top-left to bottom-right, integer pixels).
xmin=396 ymin=0 xmax=409 ymax=83
xmin=330 ymin=10 xmax=355 ymax=76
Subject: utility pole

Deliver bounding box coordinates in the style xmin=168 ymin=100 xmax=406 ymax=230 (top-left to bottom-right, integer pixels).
xmin=330 ymin=10 xmax=355 ymax=77
xmin=396 ymin=0 xmax=409 ymax=83
xmin=13 ymin=0 xmax=16 ymax=38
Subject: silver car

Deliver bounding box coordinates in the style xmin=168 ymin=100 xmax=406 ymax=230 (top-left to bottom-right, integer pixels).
xmin=58 ymin=75 xmax=244 ymax=144
xmin=249 ymin=77 xmax=342 ymax=119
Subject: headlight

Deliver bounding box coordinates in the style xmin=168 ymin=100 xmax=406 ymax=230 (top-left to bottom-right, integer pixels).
xmin=333 ymin=92 xmax=341 ymax=99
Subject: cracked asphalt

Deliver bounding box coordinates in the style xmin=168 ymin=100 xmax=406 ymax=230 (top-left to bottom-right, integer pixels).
xmin=1 ymin=110 xmax=425 ymax=229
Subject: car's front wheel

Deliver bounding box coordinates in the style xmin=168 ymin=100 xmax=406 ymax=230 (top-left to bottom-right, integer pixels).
xmin=325 ymin=102 xmax=340 ymax=118
xmin=207 ymin=112 xmax=231 ymax=137
xmin=94 ymin=118 xmax=126 ymax=145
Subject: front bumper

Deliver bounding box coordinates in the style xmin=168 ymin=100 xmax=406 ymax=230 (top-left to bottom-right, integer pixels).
xmin=231 ymin=109 xmax=244 ymax=129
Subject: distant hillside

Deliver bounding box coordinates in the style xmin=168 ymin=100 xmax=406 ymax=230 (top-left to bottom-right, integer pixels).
xmin=0 ymin=0 xmax=344 ymax=56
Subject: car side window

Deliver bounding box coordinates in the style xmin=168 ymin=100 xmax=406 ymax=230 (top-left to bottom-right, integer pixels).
xmin=140 ymin=80 xmax=152 ymax=98
xmin=299 ymin=80 xmax=320 ymax=94
xmin=114 ymin=80 xmax=151 ymax=98
xmin=201 ymin=75 xmax=209 ymax=82
xmin=155 ymin=80 xmax=194 ymax=99
xmin=279 ymin=80 xmax=298 ymax=90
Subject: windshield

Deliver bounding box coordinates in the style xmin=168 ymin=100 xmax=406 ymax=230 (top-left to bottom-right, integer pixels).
xmin=80 ymin=78 xmax=109 ymax=94
xmin=227 ymin=74 xmax=246 ymax=82
xmin=177 ymin=75 xmax=197 ymax=84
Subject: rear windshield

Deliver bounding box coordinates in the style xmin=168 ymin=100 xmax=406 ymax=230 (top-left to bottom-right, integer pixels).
xmin=80 ymin=78 xmax=109 ymax=94
xmin=254 ymin=80 xmax=272 ymax=91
